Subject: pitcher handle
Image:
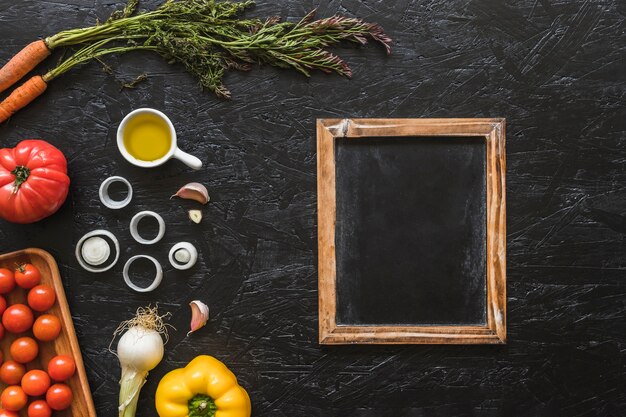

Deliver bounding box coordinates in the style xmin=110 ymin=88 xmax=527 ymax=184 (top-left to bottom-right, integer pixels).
xmin=173 ymin=147 xmax=202 ymax=170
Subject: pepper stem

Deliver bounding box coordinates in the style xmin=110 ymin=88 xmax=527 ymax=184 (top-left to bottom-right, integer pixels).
xmin=188 ymin=394 xmax=217 ymax=417
xmin=10 ymin=166 xmax=30 ymax=193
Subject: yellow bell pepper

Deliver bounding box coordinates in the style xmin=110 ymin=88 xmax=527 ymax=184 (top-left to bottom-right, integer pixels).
xmin=155 ymin=355 xmax=251 ymax=417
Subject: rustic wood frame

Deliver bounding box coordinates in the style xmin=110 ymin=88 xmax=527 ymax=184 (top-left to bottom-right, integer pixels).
xmin=317 ymin=118 xmax=506 ymax=345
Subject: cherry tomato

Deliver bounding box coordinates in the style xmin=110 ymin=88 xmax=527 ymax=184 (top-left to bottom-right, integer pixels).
xmin=27 ymin=400 xmax=52 ymax=417
xmin=0 ymin=386 xmax=27 ymax=411
xmin=14 ymin=264 xmax=41 ymax=289
xmin=27 ymin=285 xmax=56 ymax=312
xmin=0 ymin=296 xmax=6 ymax=316
xmin=0 ymin=270 xmax=15 ymax=294
xmin=0 ymin=362 xmax=25 ymax=385
xmin=21 ymin=370 xmax=51 ymax=397
xmin=0 ymin=408 xmax=18 ymax=417
xmin=33 ymin=314 xmax=61 ymax=342
xmin=2 ymin=304 xmax=34 ymax=334
xmin=9 ymin=337 xmax=38 ymax=364
xmin=45 ymin=384 xmax=72 ymax=411
xmin=47 ymin=356 xmax=75 ymax=382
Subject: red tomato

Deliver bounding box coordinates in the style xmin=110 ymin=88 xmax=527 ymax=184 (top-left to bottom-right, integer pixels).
xmin=27 ymin=285 xmax=56 ymax=312
xmin=0 ymin=362 xmax=25 ymax=385
xmin=0 ymin=270 xmax=15 ymax=294
xmin=14 ymin=264 xmax=41 ymax=289
xmin=27 ymin=400 xmax=52 ymax=417
xmin=33 ymin=314 xmax=61 ymax=342
xmin=9 ymin=337 xmax=38 ymax=364
xmin=47 ymin=356 xmax=75 ymax=382
xmin=0 ymin=296 xmax=6 ymax=315
xmin=0 ymin=386 xmax=27 ymax=411
xmin=21 ymin=370 xmax=50 ymax=397
xmin=0 ymin=408 xmax=18 ymax=417
xmin=45 ymin=384 xmax=72 ymax=411
xmin=2 ymin=304 xmax=34 ymax=334
xmin=0 ymin=140 xmax=70 ymax=224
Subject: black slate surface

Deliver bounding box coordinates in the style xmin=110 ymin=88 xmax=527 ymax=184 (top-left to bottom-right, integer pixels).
xmin=0 ymin=0 xmax=625 ymax=416
xmin=335 ymin=136 xmax=487 ymax=326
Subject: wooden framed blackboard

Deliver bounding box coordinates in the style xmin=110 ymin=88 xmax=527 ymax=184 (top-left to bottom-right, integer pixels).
xmin=317 ymin=119 xmax=506 ymax=344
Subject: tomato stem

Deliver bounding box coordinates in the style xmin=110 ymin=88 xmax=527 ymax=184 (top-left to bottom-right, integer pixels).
xmin=10 ymin=165 xmax=30 ymax=193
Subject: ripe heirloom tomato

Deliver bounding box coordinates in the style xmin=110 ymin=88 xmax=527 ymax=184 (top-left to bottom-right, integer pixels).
xmin=27 ymin=400 xmax=52 ymax=417
xmin=14 ymin=264 xmax=41 ymax=289
xmin=0 ymin=296 xmax=6 ymax=315
xmin=45 ymin=384 xmax=72 ymax=411
xmin=0 ymin=386 xmax=27 ymax=412
xmin=0 ymin=362 xmax=25 ymax=385
xmin=0 ymin=270 xmax=15 ymax=294
xmin=21 ymin=370 xmax=50 ymax=397
xmin=33 ymin=314 xmax=61 ymax=342
xmin=2 ymin=304 xmax=34 ymax=334
xmin=0 ymin=140 xmax=70 ymax=224
xmin=9 ymin=337 xmax=38 ymax=364
xmin=47 ymin=356 xmax=75 ymax=382
xmin=27 ymin=285 xmax=56 ymax=312
xmin=0 ymin=408 xmax=18 ymax=417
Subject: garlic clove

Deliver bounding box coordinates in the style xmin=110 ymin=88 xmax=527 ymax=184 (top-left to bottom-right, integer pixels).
xmin=171 ymin=183 xmax=210 ymax=205
xmin=188 ymin=210 xmax=202 ymax=224
xmin=188 ymin=300 xmax=209 ymax=335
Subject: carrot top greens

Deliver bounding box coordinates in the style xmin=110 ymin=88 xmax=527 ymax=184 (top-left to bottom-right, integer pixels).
xmin=44 ymin=0 xmax=392 ymax=98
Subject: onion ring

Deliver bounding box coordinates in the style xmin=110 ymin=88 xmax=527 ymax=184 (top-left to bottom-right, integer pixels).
xmin=130 ymin=211 xmax=166 ymax=245
xmin=123 ymin=255 xmax=164 ymax=292
xmin=169 ymin=242 xmax=198 ymax=270
xmin=75 ymin=230 xmax=120 ymax=273
xmin=99 ymin=176 xmax=133 ymax=209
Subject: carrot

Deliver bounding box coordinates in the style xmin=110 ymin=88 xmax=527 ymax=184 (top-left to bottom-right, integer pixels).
xmin=0 ymin=40 xmax=50 ymax=94
xmin=0 ymin=75 xmax=48 ymax=123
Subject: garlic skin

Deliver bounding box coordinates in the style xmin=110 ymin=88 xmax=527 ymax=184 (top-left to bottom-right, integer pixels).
xmin=188 ymin=300 xmax=209 ymax=335
xmin=189 ymin=209 xmax=202 ymax=224
xmin=171 ymin=183 xmax=210 ymax=205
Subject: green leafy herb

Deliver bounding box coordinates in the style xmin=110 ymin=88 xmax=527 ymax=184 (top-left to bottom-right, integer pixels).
xmin=43 ymin=0 xmax=391 ymax=98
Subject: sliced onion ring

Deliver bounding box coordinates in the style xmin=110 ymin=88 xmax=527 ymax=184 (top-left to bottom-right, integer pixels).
xmin=99 ymin=176 xmax=133 ymax=209
xmin=130 ymin=211 xmax=166 ymax=245
xmin=75 ymin=230 xmax=120 ymax=273
xmin=123 ymin=255 xmax=163 ymax=292
xmin=168 ymin=242 xmax=198 ymax=270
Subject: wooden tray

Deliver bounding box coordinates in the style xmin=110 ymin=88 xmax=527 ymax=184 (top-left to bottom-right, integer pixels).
xmin=0 ymin=248 xmax=96 ymax=417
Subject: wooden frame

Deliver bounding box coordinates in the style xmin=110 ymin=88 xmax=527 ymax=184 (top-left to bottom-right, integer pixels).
xmin=317 ymin=118 xmax=506 ymax=344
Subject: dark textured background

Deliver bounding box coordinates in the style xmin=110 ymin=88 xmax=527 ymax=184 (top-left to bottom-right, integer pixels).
xmin=0 ymin=0 xmax=625 ymax=416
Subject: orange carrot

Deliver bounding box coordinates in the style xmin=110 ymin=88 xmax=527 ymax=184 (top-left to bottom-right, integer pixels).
xmin=0 ymin=75 xmax=48 ymax=123
xmin=0 ymin=40 xmax=50 ymax=94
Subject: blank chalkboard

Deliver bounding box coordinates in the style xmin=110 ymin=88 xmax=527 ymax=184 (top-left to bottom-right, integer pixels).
xmin=317 ymin=119 xmax=506 ymax=344
xmin=335 ymin=136 xmax=487 ymax=326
